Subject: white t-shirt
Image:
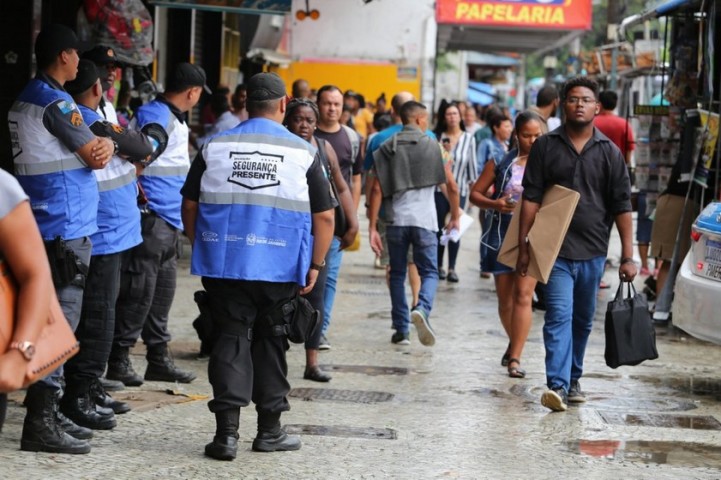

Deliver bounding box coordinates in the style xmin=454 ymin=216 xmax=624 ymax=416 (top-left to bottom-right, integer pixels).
xmin=0 ymin=169 xmax=28 ymax=221
xmin=389 ymin=186 xmax=438 ymax=232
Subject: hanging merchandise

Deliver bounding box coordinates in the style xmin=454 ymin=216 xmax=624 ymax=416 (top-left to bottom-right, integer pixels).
xmin=83 ymin=0 xmax=154 ymax=67
xmin=633 ymin=105 xmax=683 ymax=216
xmin=692 ymin=110 xmax=720 ymax=188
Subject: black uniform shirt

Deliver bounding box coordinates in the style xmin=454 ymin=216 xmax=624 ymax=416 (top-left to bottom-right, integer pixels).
xmin=522 ymin=126 xmax=632 ymax=260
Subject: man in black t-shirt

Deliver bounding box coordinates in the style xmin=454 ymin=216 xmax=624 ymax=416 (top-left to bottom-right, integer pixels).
xmin=313 ymin=85 xmax=362 ymax=350
xmin=519 ymin=77 xmax=636 ymax=413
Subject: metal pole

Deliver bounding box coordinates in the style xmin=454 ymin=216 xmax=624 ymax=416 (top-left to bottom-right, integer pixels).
xmin=608 ymin=0 xmax=621 ymax=90
xmin=190 ymin=8 xmax=197 ymax=64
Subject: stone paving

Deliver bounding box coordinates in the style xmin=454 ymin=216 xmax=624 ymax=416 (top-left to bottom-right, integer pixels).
xmin=2 ymin=214 xmax=721 ymax=479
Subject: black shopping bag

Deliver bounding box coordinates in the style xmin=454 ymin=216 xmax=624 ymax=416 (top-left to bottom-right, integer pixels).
xmin=604 ymin=282 xmax=658 ymax=369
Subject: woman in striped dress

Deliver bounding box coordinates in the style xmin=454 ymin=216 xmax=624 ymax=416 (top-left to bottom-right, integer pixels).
xmin=434 ymin=102 xmax=478 ymax=283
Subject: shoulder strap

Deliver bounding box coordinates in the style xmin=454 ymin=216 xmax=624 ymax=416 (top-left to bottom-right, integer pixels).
xmin=341 ymin=124 xmax=360 ymax=161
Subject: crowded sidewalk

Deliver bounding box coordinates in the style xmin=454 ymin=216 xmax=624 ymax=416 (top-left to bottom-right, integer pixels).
xmin=1 ymin=212 xmax=720 ymax=479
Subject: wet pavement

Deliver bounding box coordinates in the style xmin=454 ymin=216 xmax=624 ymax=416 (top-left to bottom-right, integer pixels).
xmin=2 ymin=213 xmax=721 ymax=479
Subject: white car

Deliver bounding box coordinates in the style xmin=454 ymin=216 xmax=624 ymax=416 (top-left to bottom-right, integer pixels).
xmin=673 ymin=202 xmax=721 ymax=344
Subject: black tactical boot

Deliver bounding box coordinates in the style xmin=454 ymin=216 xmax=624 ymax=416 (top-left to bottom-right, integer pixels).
xmin=204 ymin=409 xmax=240 ymax=461
xmin=99 ymin=376 xmax=125 ymax=392
xmin=107 ymin=346 xmax=144 ymax=387
xmin=21 ymin=385 xmax=91 ymax=454
xmin=90 ymin=378 xmax=131 ymax=414
xmin=60 ymin=380 xmax=117 ymax=430
xmin=144 ymin=343 xmax=196 ymax=383
xmin=56 ymin=410 xmax=94 ymax=440
xmin=252 ymin=411 xmax=301 ymax=452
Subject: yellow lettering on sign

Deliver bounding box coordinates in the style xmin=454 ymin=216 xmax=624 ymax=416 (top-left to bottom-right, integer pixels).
xmin=455 ymin=3 xmax=469 ymax=18
xmin=550 ymin=8 xmax=565 ymax=24
xmin=531 ymin=6 xmax=545 ymax=23
xmin=453 ymin=2 xmax=568 ymax=26
xmin=481 ymin=4 xmax=494 ymax=20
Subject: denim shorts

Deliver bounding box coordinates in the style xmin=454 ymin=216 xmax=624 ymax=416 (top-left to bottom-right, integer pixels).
xmin=481 ymin=212 xmax=513 ymax=275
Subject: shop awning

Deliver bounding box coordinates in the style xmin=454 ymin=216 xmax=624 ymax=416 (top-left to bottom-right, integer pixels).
xmin=246 ymin=48 xmax=291 ymax=66
xmin=147 ymin=0 xmax=290 ymax=16
xmin=467 ymin=81 xmax=498 ymax=106
xmin=619 ymin=0 xmax=702 ymax=36
xmin=466 ymin=52 xmax=520 ymax=67
xmin=436 ymin=0 xmax=592 ymax=55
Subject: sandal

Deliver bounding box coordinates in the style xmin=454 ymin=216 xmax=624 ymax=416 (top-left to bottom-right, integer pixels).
xmin=507 ymin=358 xmax=526 ymax=379
xmin=501 ymin=344 xmax=511 ymax=367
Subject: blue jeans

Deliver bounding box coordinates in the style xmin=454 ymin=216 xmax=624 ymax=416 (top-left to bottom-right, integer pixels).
xmin=543 ymin=256 xmax=606 ymax=392
xmin=321 ymin=237 xmax=343 ymax=336
xmin=386 ymin=226 xmax=439 ymax=334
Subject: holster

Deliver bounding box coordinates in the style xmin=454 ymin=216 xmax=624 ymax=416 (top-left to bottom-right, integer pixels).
xmin=258 ymin=295 xmax=319 ymax=344
xmin=44 ymin=236 xmax=88 ymax=289
xmin=192 ymin=290 xmax=219 ymax=355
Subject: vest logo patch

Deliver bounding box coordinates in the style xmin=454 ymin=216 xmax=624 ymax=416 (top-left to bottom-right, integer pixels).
xmin=70 ymin=112 xmax=83 ymax=127
xmin=8 ymin=120 xmax=22 ymax=159
xmin=227 ymin=151 xmax=283 ymax=190
xmin=201 ymin=231 xmax=218 ymax=242
xmin=56 ymin=100 xmax=75 ymax=114
xmin=245 ymin=233 xmax=287 ymax=248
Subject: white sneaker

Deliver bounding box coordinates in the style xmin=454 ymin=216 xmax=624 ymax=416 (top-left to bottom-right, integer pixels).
xmin=318 ymin=334 xmax=331 ymax=351
xmin=411 ymin=309 xmax=436 ymax=347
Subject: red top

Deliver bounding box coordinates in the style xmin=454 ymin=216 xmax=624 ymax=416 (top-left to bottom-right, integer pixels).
xmin=593 ymin=112 xmax=635 ymax=157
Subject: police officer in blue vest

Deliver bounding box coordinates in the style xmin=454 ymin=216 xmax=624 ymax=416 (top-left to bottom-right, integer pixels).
xmin=61 ymin=60 xmax=157 ymax=430
xmin=82 ymin=45 xmax=121 ymax=126
xmin=108 ymin=63 xmax=207 ymax=386
xmin=8 ymin=24 xmax=115 ymax=454
xmin=181 ymin=73 xmax=335 ymax=460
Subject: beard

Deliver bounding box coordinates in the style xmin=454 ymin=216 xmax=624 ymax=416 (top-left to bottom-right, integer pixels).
xmin=565 ymin=116 xmax=594 ymax=129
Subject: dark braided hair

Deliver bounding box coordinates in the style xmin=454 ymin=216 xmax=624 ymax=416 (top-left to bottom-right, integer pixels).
xmin=283 ymin=98 xmax=320 ymax=126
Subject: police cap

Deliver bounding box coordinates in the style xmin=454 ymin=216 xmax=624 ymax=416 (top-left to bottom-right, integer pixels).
xmin=166 ymin=62 xmax=212 ymax=94
xmin=247 ymin=73 xmax=286 ymax=101
xmin=65 ymin=60 xmax=100 ymax=95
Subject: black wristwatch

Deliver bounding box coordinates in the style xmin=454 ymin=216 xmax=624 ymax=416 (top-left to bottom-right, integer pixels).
xmin=621 ymin=257 xmax=635 ymax=265
xmin=310 ymin=260 xmax=326 ymax=271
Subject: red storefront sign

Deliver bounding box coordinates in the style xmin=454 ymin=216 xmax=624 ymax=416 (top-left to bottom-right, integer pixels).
xmin=436 ymin=0 xmax=593 ymax=30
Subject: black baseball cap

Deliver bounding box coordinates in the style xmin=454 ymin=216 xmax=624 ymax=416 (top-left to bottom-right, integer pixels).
xmin=64 ymin=60 xmax=100 ymax=95
xmin=82 ymin=45 xmax=119 ymax=66
xmin=35 ymin=24 xmax=87 ymax=62
xmin=166 ymin=62 xmax=211 ymax=94
xmin=247 ymin=73 xmax=286 ymax=101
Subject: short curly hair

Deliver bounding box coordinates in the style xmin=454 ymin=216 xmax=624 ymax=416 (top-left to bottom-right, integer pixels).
xmin=561 ymin=76 xmax=599 ymax=101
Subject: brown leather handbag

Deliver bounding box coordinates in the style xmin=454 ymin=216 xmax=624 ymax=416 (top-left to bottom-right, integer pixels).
xmin=0 ymin=259 xmax=79 ymax=390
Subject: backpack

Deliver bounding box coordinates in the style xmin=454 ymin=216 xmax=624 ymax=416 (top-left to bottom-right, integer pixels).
xmin=340 ymin=124 xmax=360 ymax=161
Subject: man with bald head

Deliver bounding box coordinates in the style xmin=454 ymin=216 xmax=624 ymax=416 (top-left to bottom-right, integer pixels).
xmin=292 ymin=79 xmax=311 ymax=99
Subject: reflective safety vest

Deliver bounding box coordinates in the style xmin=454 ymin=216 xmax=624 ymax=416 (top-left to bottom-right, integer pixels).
xmin=131 ymin=100 xmax=189 ymax=230
xmin=78 ymin=105 xmax=142 ymax=255
xmin=192 ymin=118 xmax=316 ymax=285
xmin=98 ymin=95 xmax=118 ymax=124
xmin=9 ymin=78 xmax=98 ymax=240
